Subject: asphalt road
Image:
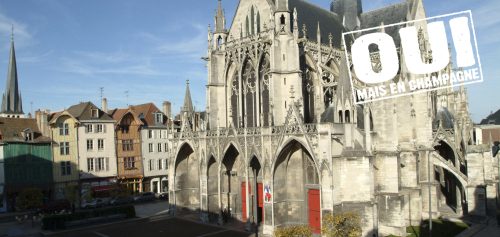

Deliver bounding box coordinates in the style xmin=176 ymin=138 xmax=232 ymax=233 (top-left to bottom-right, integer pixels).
xmin=46 ymin=217 xmax=253 ymax=237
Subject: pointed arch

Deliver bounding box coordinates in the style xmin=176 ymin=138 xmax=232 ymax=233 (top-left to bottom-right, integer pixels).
xmin=220 ymin=143 xmax=244 ymax=220
xmin=249 ymin=155 xmax=263 ymax=224
xmin=207 ymin=155 xmax=218 ymax=215
xmin=174 ymin=142 xmax=200 ymax=212
xmin=273 ymin=139 xmax=320 ymax=229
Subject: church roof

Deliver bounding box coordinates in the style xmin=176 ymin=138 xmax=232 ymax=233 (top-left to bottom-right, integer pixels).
xmin=360 ymin=2 xmax=409 ymax=45
xmin=1 ymin=38 xmax=23 ymax=115
xmin=481 ymin=109 xmax=500 ymax=125
xmin=289 ymin=0 xmax=344 ymax=47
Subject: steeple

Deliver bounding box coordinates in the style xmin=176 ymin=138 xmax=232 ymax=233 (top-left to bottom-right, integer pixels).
xmin=182 ymin=80 xmax=194 ymax=113
xmin=276 ymin=0 xmax=289 ymax=12
xmin=214 ymin=0 xmax=226 ymax=33
xmin=1 ymin=25 xmax=23 ymax=118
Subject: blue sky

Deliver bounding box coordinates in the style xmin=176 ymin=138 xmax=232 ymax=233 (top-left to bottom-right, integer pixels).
xmin=0 ymin=0 xmax=497 ymax=122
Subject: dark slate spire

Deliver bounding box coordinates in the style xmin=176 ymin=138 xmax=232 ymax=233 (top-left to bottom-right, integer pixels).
xmin=214 ymin=0 xmax=226 ymax=33
xmin=182 ymin=80 xmax=194 ymax=113
xmin=1 ymin=27 xmax=23 ymax=115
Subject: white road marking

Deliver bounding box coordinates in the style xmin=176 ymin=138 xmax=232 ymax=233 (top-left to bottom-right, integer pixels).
xmin=196 ymin=229 xmax=230 ymax=237
xmin=92 ymin=231 xmax=110 ymax=237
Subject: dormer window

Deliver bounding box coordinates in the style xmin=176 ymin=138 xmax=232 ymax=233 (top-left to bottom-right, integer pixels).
xmin=91 ymin=109 xmax=99 ymax=118
xmin=23 ymin=128 xmax=33 ymax=141
xmin=155 ymin=113 xmax=163 ymax=124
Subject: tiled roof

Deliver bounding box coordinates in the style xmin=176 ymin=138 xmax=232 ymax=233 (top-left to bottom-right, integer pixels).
xmin=111 ymin=103 xmax=167 ymax=127
xmin=66 ymin=102 xmax=113 ymax=121
xmin=0 ymin=117 xmax=51 ymax=143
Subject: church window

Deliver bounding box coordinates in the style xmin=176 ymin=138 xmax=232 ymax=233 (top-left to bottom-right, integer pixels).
xmin=339 ymin=111 xmax=343 ymax=123
xmin=280 ymin=14 xmax=285 ymax=25
xmin=246 ymin=17 xmax=250 ymax=36
xmin=345 ymin=110 xmax=350 ymax=123
xmin=217 ymin=36 xmax=223 ymax=48
xmin=242 ymin=60 xmax=256 ymax=127
xmin=251 ymin=7 xmax=255 ymax=35
xmin=259 ymin=55 xmax=271 ymax=126
xmin=256 ymin=12 xmax=261 ymax=33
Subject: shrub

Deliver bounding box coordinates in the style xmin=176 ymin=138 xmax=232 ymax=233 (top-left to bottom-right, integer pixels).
xmin=42 ymin=205 xmax=136 ymax=230
xmin=322 ymin=212 xmax=362 ymax=237
xmin=274 ymin=225 xmax=313 ymax=237
xmin=16 ymin=188 xmax=43 ymax=211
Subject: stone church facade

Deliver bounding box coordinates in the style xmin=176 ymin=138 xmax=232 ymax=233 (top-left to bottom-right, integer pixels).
xmin=168 ymin=0 xmax=498 ymax=236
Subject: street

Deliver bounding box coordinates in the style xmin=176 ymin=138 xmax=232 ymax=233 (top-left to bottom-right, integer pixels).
xmin=46 ymin=217 xmax=253 ymax=237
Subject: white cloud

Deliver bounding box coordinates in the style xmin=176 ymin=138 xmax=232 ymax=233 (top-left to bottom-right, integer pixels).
xmin=58 ymin=57 xmax=168 ymax=77
xmin=140 ymin=23 xmax=208 ymax=60
xmin=0 ymin=12 xmax=34 ymax=50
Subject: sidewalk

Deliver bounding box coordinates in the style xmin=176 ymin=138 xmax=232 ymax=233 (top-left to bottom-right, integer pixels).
xmin=472 ymin=218 xmax=500 ymax=237
xmin=0 ymin=220 xmax=41 ymax=237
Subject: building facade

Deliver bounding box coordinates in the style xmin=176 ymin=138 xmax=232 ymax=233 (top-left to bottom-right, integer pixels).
xmin=140 ymin=104 xmax=170 ymax=194
xmin=68 ymin=102 xmax=118 ymax=201
xmin=0 ymin=118 xmax=53 ymax=212
xmin=167 ymin=0 xmax=499 ymax=236
xmin=111 ymin=104 xmax=149 ymax=193
xmin=49 ymin=111 xmax=80 ymax=202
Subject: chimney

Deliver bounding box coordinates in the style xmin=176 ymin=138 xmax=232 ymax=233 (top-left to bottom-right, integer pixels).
xmin=163 ymin=101 xmax=171 ymax=119
xmin=35 ymin=109 xmax=50 ymax=137
xmin=102 ymin=98 xmax=108 ymax=113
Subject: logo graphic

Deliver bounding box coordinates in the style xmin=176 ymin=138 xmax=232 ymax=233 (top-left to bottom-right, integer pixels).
xmin=342 ymin=11 xmax=483 ymax=104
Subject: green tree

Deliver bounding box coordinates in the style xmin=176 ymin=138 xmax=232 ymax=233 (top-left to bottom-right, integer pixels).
xmin=15 ymin=188 xmax=43 ymax=211
xmin=322 ymin=212 xmax=362 ymax=237
xmin=64 ymin=184 xmax=79 ymax=206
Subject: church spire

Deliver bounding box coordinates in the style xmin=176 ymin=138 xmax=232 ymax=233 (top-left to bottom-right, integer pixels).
xmin=1 ymin=25 xmax=23 ymax=117
xmin=182 ymin=80 xmax=194 ymax=113
xmin=276 ymin=0 xmax=289 ymax=12
xmin=214 ymin=0 xmax=226 ymax=33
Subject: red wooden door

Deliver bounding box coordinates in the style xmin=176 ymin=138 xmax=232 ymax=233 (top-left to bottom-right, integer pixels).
xmin=257 ymin=183 xmax=263 ymax=207
xmin=257 ymin=183 xmax=263 ymax=221
xmin=308 ymin=189 xmax=321 ymax=234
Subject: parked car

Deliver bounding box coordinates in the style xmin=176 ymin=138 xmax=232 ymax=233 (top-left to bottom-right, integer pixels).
xmin=81 ymin=198 xmax=110 ymax=209
xmin=110 ymin=196 xmax=134 ymax=206
xmin=40 ymin=199 xmax=71 ymax=214
xmin=133 ymin=192 xmax=156 ymax=202
xmin=155 ymin=192 xmax=168 ymax=200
